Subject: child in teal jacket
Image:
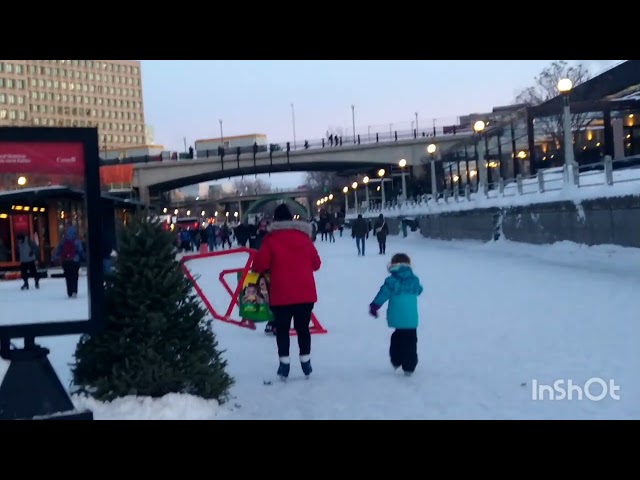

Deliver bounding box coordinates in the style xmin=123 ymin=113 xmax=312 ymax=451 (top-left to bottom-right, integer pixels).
xmin=369 ymin=253 xmax=423 ymax=375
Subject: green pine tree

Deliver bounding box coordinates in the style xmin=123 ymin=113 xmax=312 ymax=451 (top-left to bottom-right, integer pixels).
xmin=71 ymin=215 xmax=234 ymax=403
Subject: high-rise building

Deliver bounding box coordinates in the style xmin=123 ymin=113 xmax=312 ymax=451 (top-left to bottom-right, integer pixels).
xmin=0 ymin=60 xmax=145 ymax=150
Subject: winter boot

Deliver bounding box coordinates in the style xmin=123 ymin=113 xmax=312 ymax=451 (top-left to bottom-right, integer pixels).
xmin=277 ymin=357 xmax=290 ymax=380
xmin=21 ymin=283 xmax=28 ymax=291
xmin=300 ymin=355 xmax=312 ymax=377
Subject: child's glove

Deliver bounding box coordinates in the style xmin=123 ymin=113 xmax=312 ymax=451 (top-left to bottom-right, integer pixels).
xmin=369 ymin=303 xmax=380 ymax=318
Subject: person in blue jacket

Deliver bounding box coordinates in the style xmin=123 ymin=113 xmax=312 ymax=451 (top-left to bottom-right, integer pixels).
xmin=369 ymin=253 xmax=423 ymax=376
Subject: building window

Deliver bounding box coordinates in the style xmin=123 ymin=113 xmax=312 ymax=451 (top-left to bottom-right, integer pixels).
xmin=6 ymin=63 xmax=13 ymax=73
xmin=8 ymin=95 xmax=15 ymax=105
xmin=0 ymin=109 xmax=6 ymax=119
xmin=33 ymin=117 xmax=40 ymax=125
xmin=61 ymin=81 xmax=67 ymax=89
xmin=7 ymin=79 xmax=14 ymax=88
xmin=46 ymin=80 xmax=52 ymax=88
xmin=17 ymin=96 xmax=24 ymax=105
xmin=0 ymin=79 xmax=3 ymax=87
xmin=18 ymin=111 xmax=26 ymax=120
xmin=31 ymin=91 xmax=37 ymax=100
xmin=39 ymin=92 xmax=45 ymax=100
xmin=16 ymin=65 xmax=23 ymax=74
xmin=45 ymin=67 xmax=51 ymax=75
xmin=53 ymin=68 xmax=59 ymax=76
xmin=30 ymin=78 xmax=37 ymax=87
xmin=0 ymin=94 xmax=5 ymax=104
xmin=9 ymin=110 xmax=17 ymax=120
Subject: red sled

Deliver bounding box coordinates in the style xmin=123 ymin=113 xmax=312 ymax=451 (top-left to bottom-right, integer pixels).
xmin=180 ymin=247 xmax=327 ymax=336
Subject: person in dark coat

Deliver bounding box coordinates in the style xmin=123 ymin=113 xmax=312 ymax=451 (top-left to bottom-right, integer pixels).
xmin=16 ymin=233 xmax=39 ymax=290
xmin=373 ymin=213 xmax=389 ymax=255
xmin=351 ymin=214 xmax=369 ymax=256
xmin=52 ymin=225 xmax=85 ymax=298
xmin=252 ymin=204 xmax=321 ymax=380
xmin=234 ymin=222 xmax=250 ymax=247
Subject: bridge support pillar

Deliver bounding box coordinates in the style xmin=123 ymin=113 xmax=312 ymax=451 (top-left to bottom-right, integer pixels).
xmin=138 ymin=186 xmax=151 ymax=207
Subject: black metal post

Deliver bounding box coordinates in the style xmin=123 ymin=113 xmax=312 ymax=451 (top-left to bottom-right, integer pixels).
xmin=497 ymin=133 xmax=504 ymax=180
xmin=394 ymin=131 xmax=397 ymax=141
xmin=463 ymin=145 xmax=470 ymax=187
xmin=236 ymin=146 xmax=241 ymax=170
xmin=510 ymin=121 xmax=518 ymax=177
xmin=526 ymin=109 xmax=536 ymax=175
xmin=376 ymin=133 xmax=379 ymax=143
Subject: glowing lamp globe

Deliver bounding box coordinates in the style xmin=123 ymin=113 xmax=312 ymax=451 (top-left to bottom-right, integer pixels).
xmin=557 ymin=78 xmax=573 ymax=94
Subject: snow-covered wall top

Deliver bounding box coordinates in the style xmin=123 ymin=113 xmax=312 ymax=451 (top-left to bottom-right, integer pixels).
xmin=346 ymin=166 xmax=640 ymax=219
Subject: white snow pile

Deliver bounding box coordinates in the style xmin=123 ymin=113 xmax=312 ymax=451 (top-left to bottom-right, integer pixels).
xmin=71 ymin=393 xmax=231 ymax=420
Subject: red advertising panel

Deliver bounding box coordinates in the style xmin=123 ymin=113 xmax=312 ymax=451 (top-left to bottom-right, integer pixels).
xmin=11 ymin=215 xmax=30 ymax=236
xmin=0 ymin=142 xmax=85 ymax=176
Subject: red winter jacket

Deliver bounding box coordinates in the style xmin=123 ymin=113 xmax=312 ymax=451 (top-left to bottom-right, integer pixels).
xmin=252 ymin=220 xmax=321 ymax=306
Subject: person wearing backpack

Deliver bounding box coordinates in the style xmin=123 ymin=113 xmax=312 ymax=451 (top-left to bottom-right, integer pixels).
xmin=53 ymin=225 xmax=85 ymax=298
xmin=16 ymin=233 xmax=40 ymax=290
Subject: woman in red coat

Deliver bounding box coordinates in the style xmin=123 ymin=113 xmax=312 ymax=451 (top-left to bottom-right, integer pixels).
xmin=252 ymin=204 xmax=321 ymax=380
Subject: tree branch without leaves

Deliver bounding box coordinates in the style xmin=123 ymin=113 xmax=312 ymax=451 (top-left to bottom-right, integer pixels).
xmin=515 ymin=60 xmax=592 ymax=149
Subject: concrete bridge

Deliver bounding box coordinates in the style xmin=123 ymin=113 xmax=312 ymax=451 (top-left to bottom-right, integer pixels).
xmin=170 ymin=189 xmax=312 ymax=220
xmin=132 ymin=132 xmax=473 ymax=204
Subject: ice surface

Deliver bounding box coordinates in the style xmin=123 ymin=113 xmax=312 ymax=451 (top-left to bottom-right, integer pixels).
xmin=7 ymin=233 xmax=637 ymax=419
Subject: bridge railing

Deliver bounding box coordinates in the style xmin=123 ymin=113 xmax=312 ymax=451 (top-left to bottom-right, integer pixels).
xmin=169 ymin=187 xmax=310 ymax=204
xmin=345 ymin=155 xmax=640 ymax=217
xmin=195 ymin=124 xmax=474 ymax=160
xmin=97 ymin=119 xmax=473 ymax=168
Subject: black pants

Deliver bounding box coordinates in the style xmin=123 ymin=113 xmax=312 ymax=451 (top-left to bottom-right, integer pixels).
xmin=390 ymin=329 xmax=418 ymax=373
xmin=378 ymin=237 xmax=386 ymax=254
xmin=20 ymin=261 xmax=38 ymax=286
xmin=270 ymin=303 xmax=314 ymax=358
xmin=62 ymin=260 xmax=80 ymax=297
xmin=356 ymin=237 xmax=365 ymax=255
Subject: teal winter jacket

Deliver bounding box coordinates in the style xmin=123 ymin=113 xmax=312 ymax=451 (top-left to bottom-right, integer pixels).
xmin=371 ymin=264 xmax=423 ymax=329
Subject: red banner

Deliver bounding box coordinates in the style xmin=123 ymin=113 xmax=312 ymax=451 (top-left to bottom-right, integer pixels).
xmin=0 ymin=142 xmax=85 ymax=176
xmin=12 ymin=215 xmax=30 ymax=236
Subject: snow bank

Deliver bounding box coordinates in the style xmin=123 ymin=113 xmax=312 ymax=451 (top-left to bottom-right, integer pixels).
xmin=72 ymin=393 xmax=231 ymax=420
xmin=347 ymin=166 xmax=640 ymax=219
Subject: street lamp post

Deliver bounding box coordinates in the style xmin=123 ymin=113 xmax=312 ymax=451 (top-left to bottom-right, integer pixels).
xmin=351 ymin=105 xmax=356 ymax=144
xmin=352 ymin=181 xmax=359 ymax=213
xmin=557 ymin=78 xmax=576 ymax=185
xmin=415 ymin=112 xmax=419 ymax=135
xmin=363 ymin=176 xmax=370 ymax=207
xmin=398 ymin=158 xmax=407 ymax=201
xmin=473 ymin=120 xmax=487 ymax=194
xmin=427 ymin=144 xmax=438 ymax=199
xmin=219 ymin=119 xmax=224 ymax=145
xmin=291 ymin=103 xmax=297 ymax=150
xmin=343 ymin=186 xmax=349 ymax=213
xmin=378 ymin=168 xmax=386 ymax=206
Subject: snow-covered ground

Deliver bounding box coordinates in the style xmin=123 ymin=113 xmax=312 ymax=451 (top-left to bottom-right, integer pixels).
xmin=1 ymin=232 xmax=639 ymax=419
xmin=348 ymin=165 xmax=640 ymax=219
